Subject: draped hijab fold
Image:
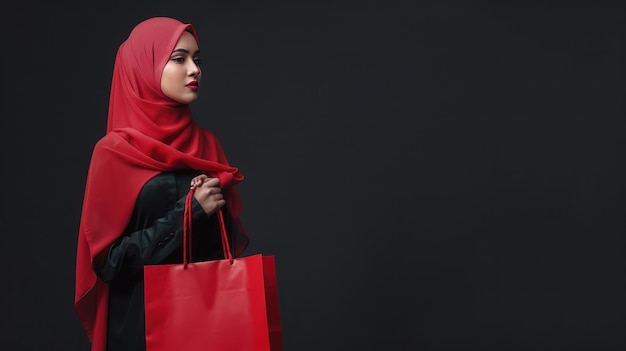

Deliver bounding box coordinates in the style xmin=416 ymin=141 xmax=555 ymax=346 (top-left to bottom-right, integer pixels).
xmin=74 ymin=17 xmax=246 ymax=351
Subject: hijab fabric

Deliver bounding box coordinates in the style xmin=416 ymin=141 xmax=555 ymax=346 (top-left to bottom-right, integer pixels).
xmin=74 ymin=17 xmax=246 ymax=351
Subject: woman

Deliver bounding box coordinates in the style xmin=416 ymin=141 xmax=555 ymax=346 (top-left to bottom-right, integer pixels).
xmin=74 ymin=17 xmax=248 ymax=351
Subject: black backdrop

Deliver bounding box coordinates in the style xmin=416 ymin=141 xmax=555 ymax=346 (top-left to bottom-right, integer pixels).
xmin=1 ymin=1 xmax=625 ymax=350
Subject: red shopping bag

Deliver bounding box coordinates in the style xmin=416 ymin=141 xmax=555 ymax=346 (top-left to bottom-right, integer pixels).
xmin=144 ymin=189 xmax=283 ymax=351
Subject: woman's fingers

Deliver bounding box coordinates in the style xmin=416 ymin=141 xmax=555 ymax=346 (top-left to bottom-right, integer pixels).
xmin=190 ymin=174 xmax=220 ymax=189
xmin=190 ymin=174 xmax=208 ymax=188
xmin=191 ymin=178 xmax=225 ymax=215
xmin=201 ymin=177 xmax=221 ymax=188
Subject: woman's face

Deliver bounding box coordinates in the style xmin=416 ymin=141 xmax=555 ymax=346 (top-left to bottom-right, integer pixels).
xmin=161 ymin=31 xmax=202 ymax=104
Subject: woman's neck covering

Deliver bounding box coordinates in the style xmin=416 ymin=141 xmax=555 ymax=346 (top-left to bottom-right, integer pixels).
xmin=74 ymin=17 xmax=247 ymax=351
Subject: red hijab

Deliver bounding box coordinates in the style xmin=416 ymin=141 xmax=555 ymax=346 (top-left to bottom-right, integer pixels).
xmin=74 ymin=17 xmax=246 ymax=350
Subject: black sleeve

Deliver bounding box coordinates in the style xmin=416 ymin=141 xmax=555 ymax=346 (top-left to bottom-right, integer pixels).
xmin=95 ymin=196 xmax=208 ymax=282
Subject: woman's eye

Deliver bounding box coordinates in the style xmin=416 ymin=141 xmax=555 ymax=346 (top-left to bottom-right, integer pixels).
xmin=172 ymin=57 xmax=185 ymax=63
xmin=194 ymin=58 xmax=203 ymax=65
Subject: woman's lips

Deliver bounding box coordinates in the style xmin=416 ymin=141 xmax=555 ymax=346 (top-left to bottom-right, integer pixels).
xmin=186 ymin=81 xmax=198 ymax=90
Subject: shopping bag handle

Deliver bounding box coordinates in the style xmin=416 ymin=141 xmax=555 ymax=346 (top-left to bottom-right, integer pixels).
xmin=183 ymin=188 xmax=234 ymax=269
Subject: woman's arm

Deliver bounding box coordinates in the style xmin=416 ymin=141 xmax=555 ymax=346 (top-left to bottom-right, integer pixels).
xmin=95 ymin=196 xmax=207 ymax=282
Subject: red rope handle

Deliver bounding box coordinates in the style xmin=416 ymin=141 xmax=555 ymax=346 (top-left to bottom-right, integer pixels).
xmin=219 ymin=209 xmax=227 ymax=259
xmin=183 ymin=187 xmax=233 ymax=268
xmin=183 ymin=187 xmax=195 ymax=269
xmin=217 ymin=209 xmax=233 ymax=264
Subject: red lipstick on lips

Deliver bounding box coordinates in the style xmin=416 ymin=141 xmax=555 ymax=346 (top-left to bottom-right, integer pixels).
xmin=186 ymin=80 xmax=199 ymax=90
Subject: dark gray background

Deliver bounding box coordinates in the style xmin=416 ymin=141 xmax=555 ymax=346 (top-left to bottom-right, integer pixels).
xmin=1 ymin=1 xmax=625 ymax=350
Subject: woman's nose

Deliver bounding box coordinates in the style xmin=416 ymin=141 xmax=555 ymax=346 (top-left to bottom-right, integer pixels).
xmin=188 ymin=62 xmax=200 ymax=77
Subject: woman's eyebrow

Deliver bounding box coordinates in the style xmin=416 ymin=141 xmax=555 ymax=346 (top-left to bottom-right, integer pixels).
xmin=171 ymin=48 xmax=201 ymax=55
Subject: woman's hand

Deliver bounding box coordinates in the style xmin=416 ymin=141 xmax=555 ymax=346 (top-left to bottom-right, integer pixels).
xmin=190 ymin=174 xmax=225 ymax=215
